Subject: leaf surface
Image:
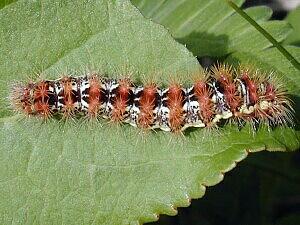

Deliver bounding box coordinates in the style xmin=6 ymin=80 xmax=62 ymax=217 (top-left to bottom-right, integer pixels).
xmin=0 ymin=0 xmax=16 ymax=9
xmin=132 ymin=0 xmax=292 ymax=57
xmin=284 ymin=6 xmax=300 ymax=46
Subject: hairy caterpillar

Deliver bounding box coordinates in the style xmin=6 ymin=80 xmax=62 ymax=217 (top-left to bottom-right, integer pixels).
xmin=10 ymin=64 xmax=293 ymax=132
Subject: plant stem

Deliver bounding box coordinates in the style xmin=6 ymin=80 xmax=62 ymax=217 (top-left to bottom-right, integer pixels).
xmin=226 ymin=0 xmax=300 ymax=71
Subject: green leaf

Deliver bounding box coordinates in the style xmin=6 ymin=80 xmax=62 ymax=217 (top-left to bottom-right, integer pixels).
xmin=1 ymin=118 xmax=298 ymax=225
xmin=225 ymin=0 xmax=300 ymax=71
xmin=0 ymin=1 xmax=299 ymax=225
xmin=0 ymin=0 xmax=17 ymax=9
xmin=132 ymin=0 xmax=292 ymax=57
xmin=284 ymin=6 xmax=300 ymax=46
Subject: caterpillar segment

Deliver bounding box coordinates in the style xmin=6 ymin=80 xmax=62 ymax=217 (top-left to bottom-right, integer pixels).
xmin=11 ymin=68 xmax=293 ymax=131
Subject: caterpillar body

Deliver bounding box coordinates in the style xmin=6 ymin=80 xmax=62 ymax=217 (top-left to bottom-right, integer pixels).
xmin=10 ymin=65 xmax=293 ymax=132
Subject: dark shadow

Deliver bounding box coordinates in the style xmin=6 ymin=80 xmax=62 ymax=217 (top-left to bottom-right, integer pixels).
xmin=177 ymin=32 xmax=230 ymax=60
xmin=285 ymin=41 xmax=300 ymax=48
xmin=149 ymin=151 xmax=300 ymax=225
xmin=291 ymin=95 xmax=300 ymax=131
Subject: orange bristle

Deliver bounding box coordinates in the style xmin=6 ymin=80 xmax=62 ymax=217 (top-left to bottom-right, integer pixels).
xmin=34 ymin=101 xmax=51 ymax=119
xmin=118 ymin=78 xmax=131 ymax=98
xmin=34 ymin=81 xmax=49 ymax=101
xmin=213 ymin=65 xmax=241 ymax=113
xmin=61 ymin=77 xmax=75 ymax=117
xmin=167 ymin=83 xmax=184 ymax=131
xmin=212 ymin=64 xmax=233 ymax=86
xmin=111 ymin=97 xmax=127 ymax=122
xmin=32 ymin=81 xmax=52 ymax=118
xmin=138 ymin=84 xmax=157 ymax=129
xmin=265 ymin=83 xmax=276 ymax=101
xmin=111 ymin=78 xmax=131 ymax=122
xmin=194 ymin=80 xmax=214 ymax=125
xmin=88 ymin=76 xmax=102 ymax=117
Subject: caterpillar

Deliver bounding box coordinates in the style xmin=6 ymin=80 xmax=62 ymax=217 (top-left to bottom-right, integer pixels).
xmin=10 ymin=64 xmax=293 ymax=132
